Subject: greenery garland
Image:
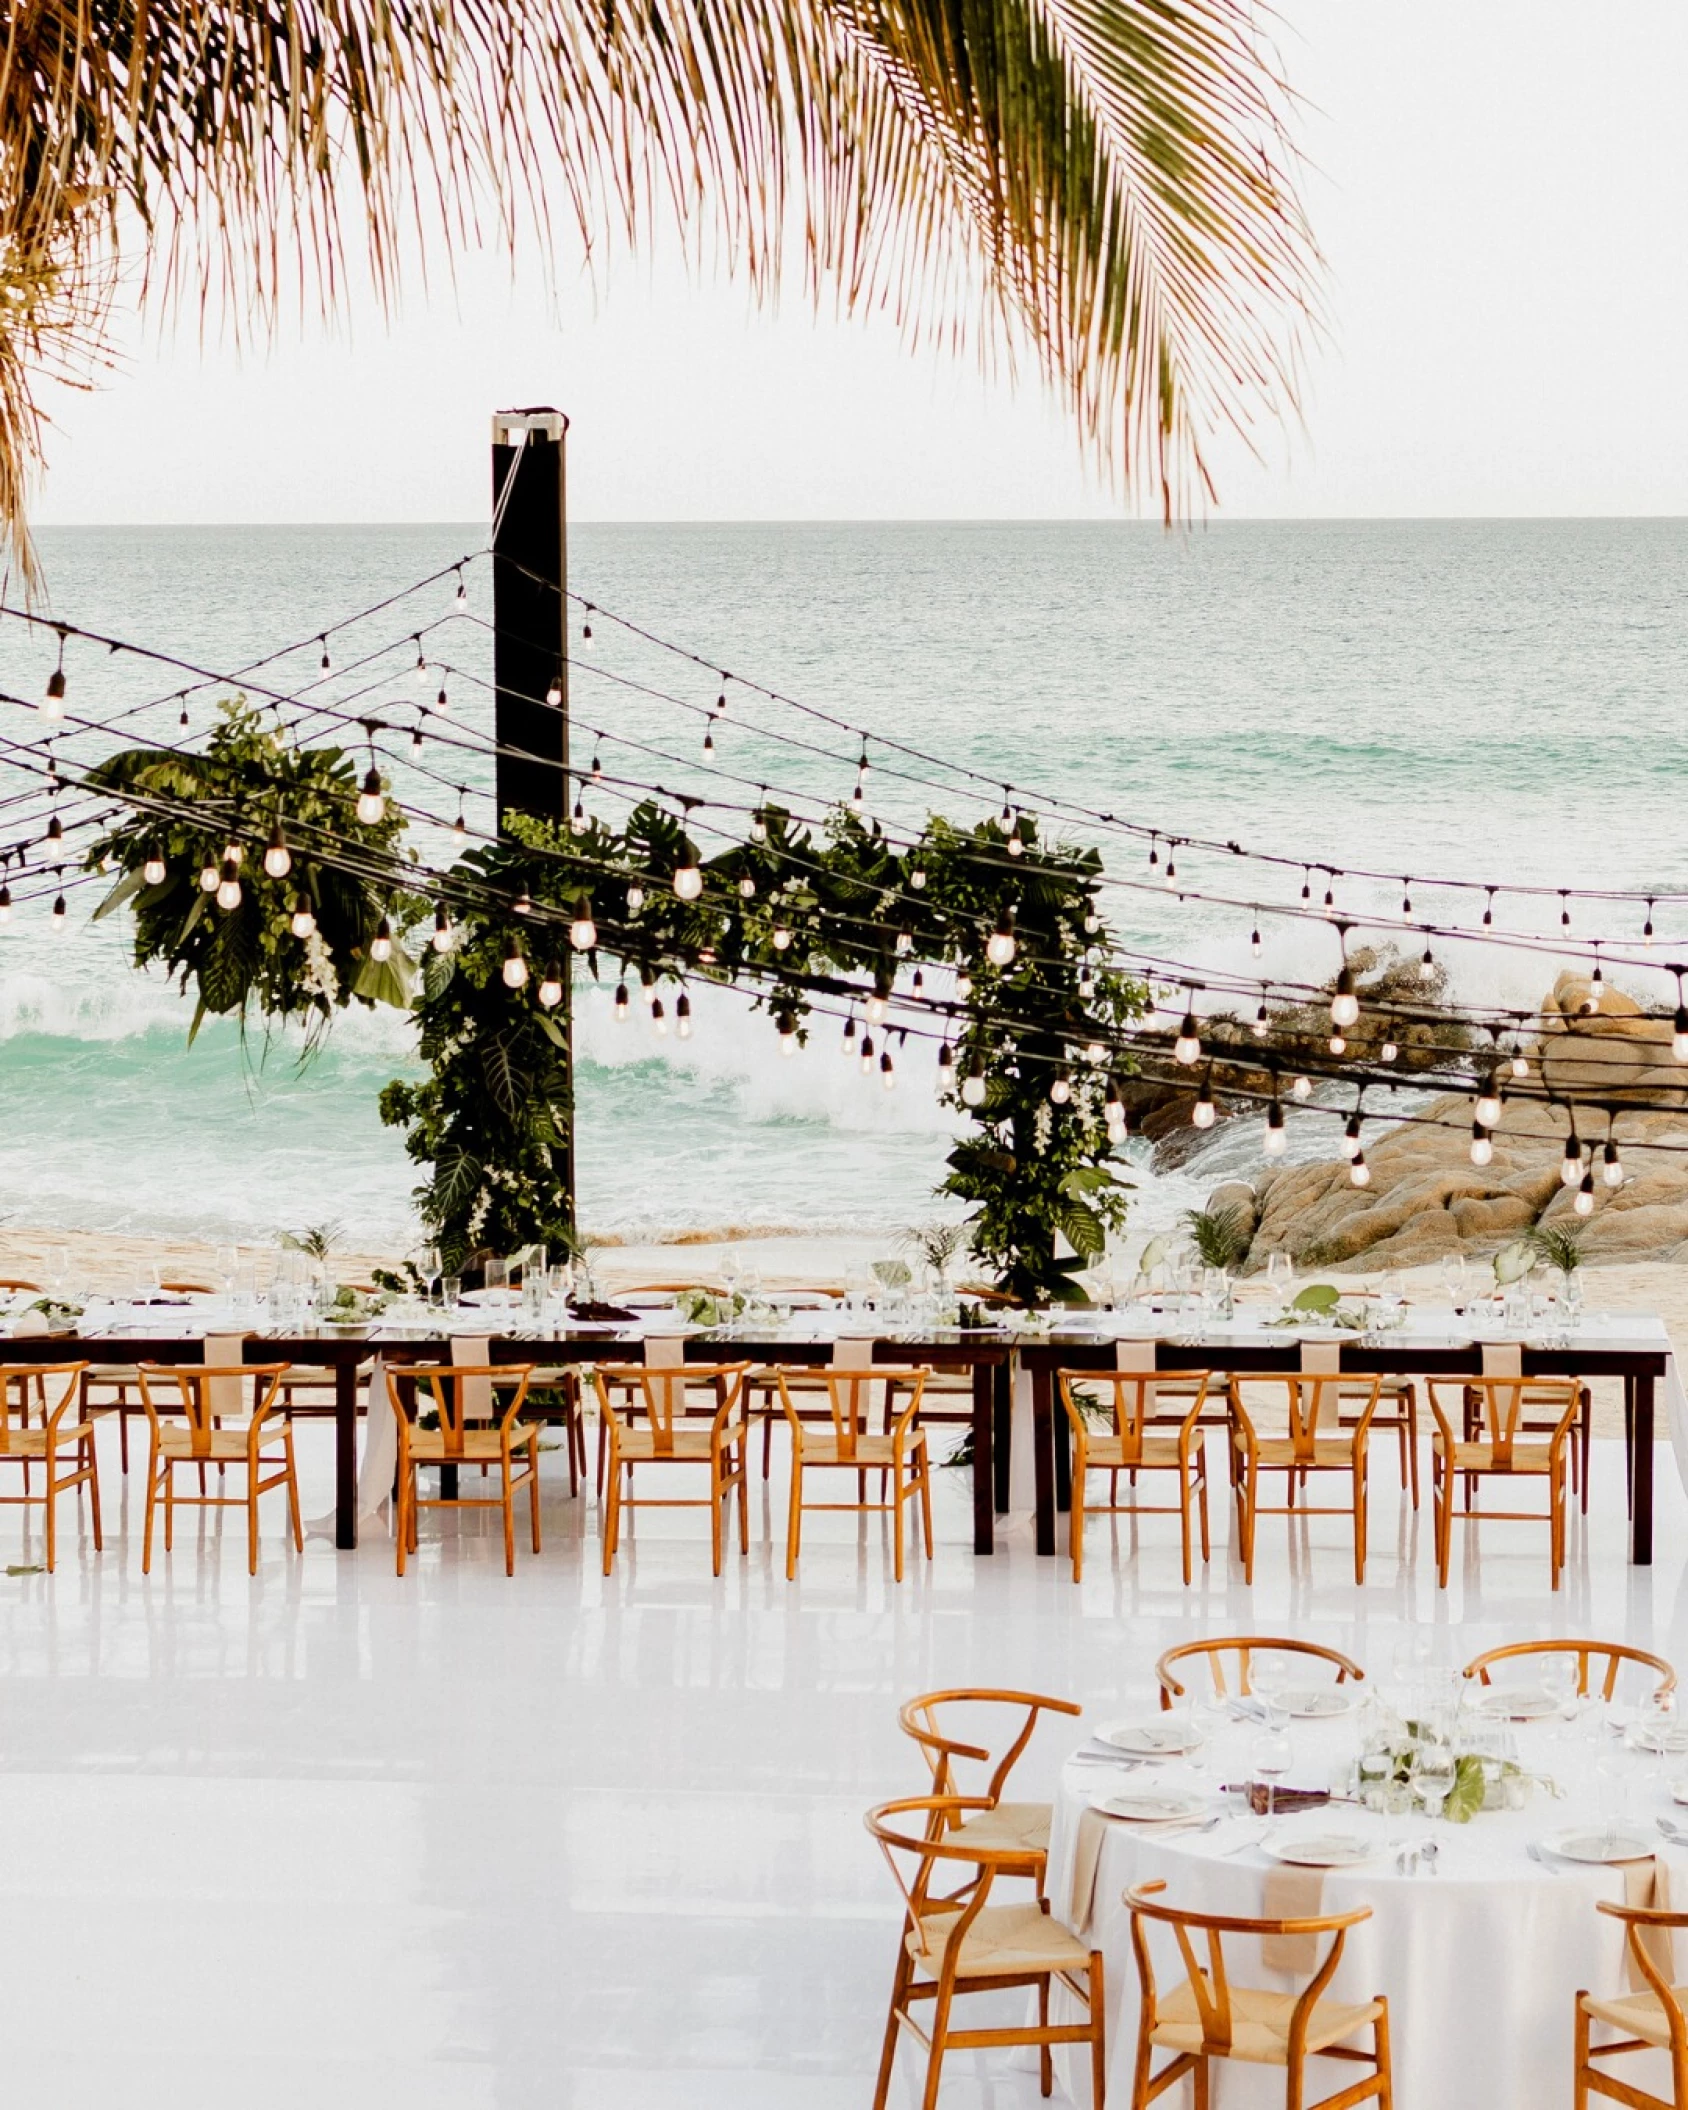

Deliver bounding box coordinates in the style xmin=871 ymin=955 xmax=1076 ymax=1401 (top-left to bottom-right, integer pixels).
xmin=85 ymin=714 xmax=1152 ymax=1304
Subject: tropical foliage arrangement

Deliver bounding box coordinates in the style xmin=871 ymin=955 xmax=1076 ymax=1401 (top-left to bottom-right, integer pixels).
xmin=86 ymin=711 xmax=1151 ymax=1304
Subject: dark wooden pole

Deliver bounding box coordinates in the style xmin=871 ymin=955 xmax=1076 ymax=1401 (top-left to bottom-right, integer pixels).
xmin=491 ymin=408 xmax=574 ymax=1222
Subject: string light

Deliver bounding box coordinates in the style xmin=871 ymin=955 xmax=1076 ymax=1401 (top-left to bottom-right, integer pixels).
xmin=1673 ymin=968 xmax=1688 ymax=1060
xmin=1192 ymin=1073 xmax=1217 ymax=1130
xmin=546 ymin=675 xmax=563 ymax=707
xmin=1331 ymin=964 xmax=1359 ymax=1031
xmin=1380 ymin=1039 xmax=1398 ymax=1063
xmin=676 ymin=991 xmax=692 ymax=1038
xmin=199 ymin=857 xmax=219 ymax=894
xmin=455 ymin=569 xmax=468 ymax=608
xmin=1483 ymin=888 xmax=1495 ymax=929
xmin=1253 ymin=995 xmax=1270 ymax=1040
xmin=1560 ymin=1127 xmax=1583 ymax=1187
xmin=1475 ymin=1078 xmax=1503 ymax=1129
xmin=1328 ymin=1032 xmax=1347 ymax=1056
xmin=590 ymin=752 xmax=603 ymax=783
xmin=571 ymin=798 xmax=587 ymax=836
xmin=291 ymin=898 xmax=316 ymax=938
xmin=1470 ymin=1119 xmax=1493 ymax=1168
xmin=370 ymin=915 xmax=393 ymax=962
xmin=45 ymin=814 xmax=61 ymax=845
xmin=1050 ymin=1067 xmax=1072 ymax=1106
xmin=581 ymin=609 xmax=594 ymax=648
xmin=538 ymin=962 xmax=564 ymax=1009
xmin=860 ymin=1032 xmax=875 ymax=1075
xmin=772 ymin=922 xmax=793 ymax=952
xmin=626 ymin=882 xmax=645 ymax=914
xmin=986 ymin=910 xmax=1017 ymax=968
xmin=502 ymin=939 xmax=528 ymax=989
xmin=911 ymin=866 xmax=927 ymax=891
xmin=1604 ymin=1132 xmax=1625 ymax=1188
xmin=673 ymin=861 xmax=703 ymax=902
xmin=414 ymin=636 xmax=427 ymax=674
xmin=1250 ymin=920 xmax=1262 ymax=958
xmin=43 ymin=631 xmax=66 ymax=719
xmin=778 ymin=1010 xmax=799 ymax=1057
xmin=1263 ymin=1098 xmax=1287 ymax=1156
xmin=357 ymin=768 xmax=385 ymax=826
xmin=432 ymin=905 xmax=453 ymax=952
xmin=1645 ymin=900 xmax=1655 ymax=947
xmin=570 ymin=899 xmax=597 ymax=951
xmin=651 ymin=996 xmax=667 ymax=1035
xmin=937 ymin=1043 xmax=954 ymax=1094
xmin=1292 ymin=1075 xmax=1312 ymax=1101
xmin=263 ymin=822 xmax=291 ymax=879
xmin=178 ymin=697 xmax=189 ymax=730
xmin=319 ymin=637 xmax=330 ymax=671
xmin=452 ymin=800 xmax=467 ymax=848
xmin=1174 ymin=1006 xmax=1201 ymax=1066
xmin=143 ymin=853 xmax=166 ymax=887
xmin=962 ymin=1056 xmax=987 ymax=1107
xmin=738 ymin=876 xmax=756 ymax=900
xmin=880 ymin=1049 xmax=896 ymax=1090
xmin=1349 ymin=1149 xmax=1370 ymax=1187
xmin=1341 ymin=1109 xmax=1362 ymax=1161
xmin=842 ymin=1014 xmax=857 ymax=1054
xmin=865 ymin=982 xmax=888 ymax=1024
xmin=1419 ymin=944 xmax=1435 ymax=983
xmin=749 ymin=806 xmax=768 ymax=845
xmin=0 ymin=885 xmax=11 ymax=925
xmin=955 ymin=971 xmax=972 ymax=1002
xmin=1575 ymin=1168 xmax=1596 ymax=1217
xmin=50 ymin=885 xmax=66 ymax=933
xmin=613 ymin=982 xmax=630 ymax=1022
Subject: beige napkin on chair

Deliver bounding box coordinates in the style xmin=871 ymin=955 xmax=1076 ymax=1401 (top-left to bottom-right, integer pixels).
xmin=1625 ymin=1858 xmax=1676 ymax=1990
xmin=832 ymin=1338 xmax=876 ymax=1370
xmin=642 ymin=1337 xmax=687 ymax=1369
xmin=203 ymin=1334 xmax=249 ymax=1420
xmin=1300 ymin=1341 xmax=1342 ymax=1375
xmin=1482 ymin=1342 xmax=1524 ymax=1378
xmin=1068 ymin=1807 xmax=1112 ymax=1936
xmin=1262 ymin=1866 xmax=1326 ymax=1972
xmin=450 ymin=1334 xmax=494 ymax=1420
xmin=1116 ymin=1340 xmax=1158 ymax=1372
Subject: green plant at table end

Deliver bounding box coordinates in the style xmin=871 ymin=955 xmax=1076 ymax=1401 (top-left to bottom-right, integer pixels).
xmin=1183 ymin=1203 xmax=1251 ymax=1273
xmin=900 ymin=1222 xmax=970 ymax=1275
xmin=1526 ymin=1223 xmax=1584 ymax=1276
xmin=281 ymin=1221 xmax=342 ymax=1265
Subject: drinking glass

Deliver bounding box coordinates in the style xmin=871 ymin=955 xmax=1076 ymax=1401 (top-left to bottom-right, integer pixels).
xmin=1250 ymin=1728 xmax=1293 ymax=1818
xmin=1563 ymin=1268 xmax=1585 ymax=1328
xmin=442 ymin=1275 xmax=462 ymax=1314
xmin=1541 ymin=1655 xmax=1580 ymax=1720
xmin=1412 ymin=1741 xmax=1456 ymax=1822
xmin=46 ymin=1245 xmax=70 ymax=1300
xmin=1375 ymin=1271 xmax=1404 ymax=1331
xmin=1441 ymin=1255 xmax=1468 ymax=1314
xmin=1265 ymin=1251 xmax=1294 ymax=1310
xmin=214 ymin=1244 xmax=239 ymax=1301
xmin=420 ymin=1245 xmax=442 ymax=1307
xmin=1637 ymin=1691 xmax=1680 ymax=1767
xmin=1251 ymin=1654 xmax=1289 ymax=1724
xmin=484 ymin=1256 xmax=508 ymax=1305
xmin=1595 ymin=1750 xmax=1633 ymax=1855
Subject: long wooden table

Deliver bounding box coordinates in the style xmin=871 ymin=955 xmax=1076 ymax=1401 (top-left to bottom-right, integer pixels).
xmin=0 ymin=1328 xmax=1016 ymax=1554
xmin=1017 ymin=1333 xmax=1671 ymax=1565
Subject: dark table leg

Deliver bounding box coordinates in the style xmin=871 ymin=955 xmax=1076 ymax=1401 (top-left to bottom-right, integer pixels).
xmin=1632 ymin=1373 xmax=1656 ymax=1566
xmin=1054 ymin=1396 xmax=1072 ymax=1514
xmin=335 ymin=1358 xmax=359 ymax=1550
xmin=1624 ymin=1377 xmax=1635 ymax=1517
xmin=993 ymin=1364 xmax=1012 ymax=1514
xmin=1033 ymin=1365 xmax=1057 ymax=1556
xmin=971 ymin=1364 xmax=994 ymax=1555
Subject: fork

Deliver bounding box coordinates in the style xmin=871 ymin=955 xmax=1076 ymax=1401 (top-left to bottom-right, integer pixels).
xmin=1527 ymin=1841 xmax=1565 ymax=1876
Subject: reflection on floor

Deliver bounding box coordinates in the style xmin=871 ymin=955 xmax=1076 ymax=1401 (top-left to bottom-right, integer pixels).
xmin=0 ymin=1419 xmax=1680 ymax=2107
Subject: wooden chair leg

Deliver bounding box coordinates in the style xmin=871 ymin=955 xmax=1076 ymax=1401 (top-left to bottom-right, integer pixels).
xmin=1354 ymin=1463 xmax=1367 ymax=1584
xmin=917 ymin=1445 xmax=933 ymax=1559
xmin=501 ymin=1461 xmax=516 ymax=1576
xmin=892 ymin=1474 xmax=906 ymax=1583
xmin=143 ymin=1451 xmax=159 ymax=1574
xmin=247 ymin=1471 xmax=260 ymax=1576
xmin=601 ymin=1458 xmax=622 ymax=1576
xmin=164 ymin=1463 xmax=175 ymax=1553
xmin=1038 ymin=1975 xmax=1053 ymax=2096
xmin=529 ymin=1439 xmax=543 ymax=1554
xmin=1197 ymin=1456 xmax=1211 ymax=1563
xmin=1071 ymin=1465 xmax=1086 ymax=1583
xmin=786 ymin=1456 xmax=802 ymax=1580
xmin=872 ymin=1947 xmax=912 ymax=2110
xmin=710 ymin=1464 xmax=724 ymax=1578
xmin=922 ymin=1982 xmax=953 ymax=2110
xmin=43 ymin=1459 xmax=57 ymax=1573
xmin=395 ymin=1466 xmax=410 ymax=1575
xmin=86 ymin=1432 xmax=103 ymax=1552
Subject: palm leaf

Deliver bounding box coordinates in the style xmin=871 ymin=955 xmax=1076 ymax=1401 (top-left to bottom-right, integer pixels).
xmin=0 ymin=0 xmax=1316 ymax=573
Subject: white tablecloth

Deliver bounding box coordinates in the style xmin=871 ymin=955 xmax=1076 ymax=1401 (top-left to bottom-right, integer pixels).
xmin=1048 ymin=1712 xmax=1688 ymax=2109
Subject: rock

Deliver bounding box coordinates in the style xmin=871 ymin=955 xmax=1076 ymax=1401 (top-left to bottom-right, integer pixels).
xmin=1204 ymin=1182 xmax=1259 ymax=1243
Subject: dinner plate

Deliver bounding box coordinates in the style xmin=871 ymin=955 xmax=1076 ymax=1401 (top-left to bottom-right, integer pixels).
xmin=1095 ymin=1787 xmax=1210 ymax=1824
xmin=1096 ymin=1719 xmax=1206 ymax=1758
xmin=1279 ymin=1687 xmax=1358 ymax=1720
xmin=1476 ymin=1688 xmax=1563 ymax=1721
xmin=1540 ymin=1828 xmax=1654 ymax=1865
xmin=1628 ymin=1724 xmax=1688 ymax=1756
xmin=1262 ymin=1829 xmax=1376 ymax=1869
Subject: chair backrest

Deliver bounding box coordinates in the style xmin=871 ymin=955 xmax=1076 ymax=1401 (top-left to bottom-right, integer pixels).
xmin=1127 ymin=1880 xmax=1370 ymax=2053
xmin=1427 ymin=1377 xmax=1579 ymax=1463
xmin=1156 ymin=1635 xmax=1366 ymax=1709
xmin=1227 ymin=1374 xmax=1379 ymax=1460
xmin=0 ymin=1363 xmax=86 ymax=1448
xmin=865 ymin=1796 xmax=1012 ymax=1980
xmin=594 ymin=1364 xmax=749 ymax=1454
xmin=387 ymin=1364 xmax=534 ymax=1453
xmin=157 ymin=1278 xmax=218 ymax=1295
xmin=899 ymin=1688 xmax=1082 ymax=1816
xmin=777 ymin=1367 xmax=927 ymax=1459
xmin=137 ymin=1364 xmax=288 ymax=1456
xmin=0 ymin=1276 xmax=41 ymax=1293
xmin=1463 ymin=1639 xmax=1677 ymax=1701
xmin=1059 ymin=1373 xmax=1208 ymax=1458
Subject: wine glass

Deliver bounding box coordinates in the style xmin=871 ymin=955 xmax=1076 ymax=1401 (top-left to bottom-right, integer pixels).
xmin=483 ymin=1256 xmax=508 ymax=1306
xmin=215 ymin=1244 xmax=239 ymax=1300
xmin=420 ymin=1244 xmax=442 ymax=1308
xmin=1250 ymin=1727 xmax=1293 ymax=1818
xmin=1441 ymin=1255 xmax=1468 ymax=1315
xmin=1541 ymin=1654 xmax=1580 ymax=1721
xmin=1251 ymin=1653 xmax=1290 ymax=1725
xmin=1265 ymin=1251 xmax=1294 ymax=1307
xmin=1412 ymin=1740 xmax=1456 ymax=1823
xmin=46 ymin=1245 xmax=70 ymax=1302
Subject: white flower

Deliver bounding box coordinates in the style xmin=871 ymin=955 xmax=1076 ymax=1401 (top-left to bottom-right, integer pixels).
xmin=299 ymin=930 xmax=340 ymax=1003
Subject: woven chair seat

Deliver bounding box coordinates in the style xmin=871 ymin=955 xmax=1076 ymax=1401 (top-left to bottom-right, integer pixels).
xmin=1151 ymin=1981 xmax=1384 ymax=2064
xmin=910 ymin=1900 xmax=1091 ymax=1980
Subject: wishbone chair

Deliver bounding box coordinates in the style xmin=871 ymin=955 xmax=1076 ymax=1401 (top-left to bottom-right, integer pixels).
xmin=386 ymin=1363 xmax=539 ymax=1577
xmin=1227 ymin=1373 xmax=1383 ymax=1585
xmin=1156 ymin=1635 xmax=1366 ymax=1711
xmin=899 ymin=1688 xmax=1082 ymax=1891
xmin=1576 ymin=1897 xmax=1688 ymax=2107
xmin=1427 ymin=1376 xmax=1580 ymax=1589
xmin=1060 ymin=1370 xmax=1209 ymax=1583
xmin=775 ymin=1366 xmax=932 ymax=1581
xmin=136 ymin=1363 xmax=298 ymax=1575
xmin=0 ymin=1362 xmax=100 ymax=1570
xmin=595 ymin=1363 xmax=751 ymax=1576
xmin=1463 ymin=1638 xmax=1675 ymax=1702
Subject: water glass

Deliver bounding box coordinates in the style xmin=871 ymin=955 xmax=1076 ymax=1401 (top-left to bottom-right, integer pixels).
xmin=442 ymin=1275 xmax=462 ymax=1313
xmin=484 ymin=1256 xmax=508 ymax=1304
xmin=1411 ymin=1741 xmax=1456 ymax=1821
xmin=1250 ymin=1728 xmax=1293 ymax=1817
xmin=1441 ymin=1255 xmax=1468 ymax=1312
xmin=1266 ymin=1251 xmax=1294 ymax=1304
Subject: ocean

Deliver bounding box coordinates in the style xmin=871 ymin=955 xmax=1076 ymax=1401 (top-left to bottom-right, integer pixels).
xmin=2 ymin=518 xmax=1686 ymax=1255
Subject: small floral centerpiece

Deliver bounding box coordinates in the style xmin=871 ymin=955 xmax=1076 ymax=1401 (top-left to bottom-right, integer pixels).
xmin=1355 ymin=1700 xmax=1534 ymax=1822
xmin=674 ymin=1287 xmax=749 ymax=1330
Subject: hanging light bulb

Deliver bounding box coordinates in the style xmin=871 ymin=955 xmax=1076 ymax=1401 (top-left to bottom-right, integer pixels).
xmin=1483 ymin=889 xmax=1496 ymax=928
xmin=414 ymin=637 xmax=427 ymax=674
xmin=216 ymin=858 xmax=242 ymax=911
xmin=703 ymin=727 xmax=716 ymax=757
xmin=772 ymin=923 xmax=792 ymax=952
xmin=779 ymin=1012 xmax=799 ymax=1057
xmin=880 ymin=1050 xmax=896 ymax=1089
xmin=357 ymin=768 xmax=384 ymax=825
xmin=1401 ymin=881 xmax=1413 ymax=916
xmin=1006 ymin=822 xmax=1023 ymax=858
xmin=651 ymin=997 xmax=667 ymax=1035
xmin=291 ymin=897 xmax=316 ymax=938
xmin=895 ymin=927 xmax=914 ymax=957
xmin=911 ymin=867 xmax=928 ymax=891
xmin=1470 ymin=1121 xmax=1493 ymax=1168
xmin=1341 ymin=1112 xmax=1362 ymax=1161
xmin=842 ymin=1015 xmax=857 ymax=1054
xmin=749 ymin=809 xmax=768 ymax=845
xmin=1331 ymin=967 xmax=1359 ymax=1030
xmin=961 ymin=1059 xmax=987 ymax=1107
xmin=1560 ymin=1132 xmax=1583 ymax=1186
xmin=626 ymin=882 xmax=646 ymax=914
xmin=43 ymin=664 xmax=65 ymax=720
xmin=431 ymin=904 xmax=453 ymax=953
xmin=511 ymin=891 xmax=532 ymax=918
xmin=1590 ymin=955 xmax=1605 ymax=1003
xmin=1604 ymin=1137 xmax=1625 ymax=1188
xmin=263 ymin=822 xmax=291 ymax=880
xmin=581 ymin=612 xmax=594 ymax=649
xmin=1251 ymin=924 xmax=1262 ymax=958
xmin=571 ymin=799 xmax=588 ymax=837
xmin=570 ymin=900 xmax=597 ymax=951
xmin=1476 ymin=1080 xmax=1503 ymax=1129
xmin=143 ymin=853 xmax=166 ymax=887
xmin=676 ymin=992 xmax=692 ymax=1040
xmin=1253 ymin=999 xmax=1270 ymax=1039
xmin=1174 ymin=1009 xmax=1201 ymax=1066
xmin=538 ymin=962 xmax=564 ymax=1009
xmin=1085 ymin=1040 xmax=1105 ymax=1066
xmin=1575 ymin=1170 xmax=1596 ymax=1217
xmin=0 ymin=885 xmax=12 ymax=925
xmin=1264 ymin=1101 xmax=1287 ymax=1156
xmin=1675 ymin=1004 xmax=1688 ymax=1062
xmin=613 ymin=982 xmax=630 ymax=1022
xmin=1192 ymin=1076 xmax=1217 ymax=1130
xmin=45 ymin=814 xmax=62 ymax=845
xmin=738 ymin=876 xmax=756 ymax=900
xmin=199 ymin=858 xmax=219 ymax=893
xmin=319 ymin=637 xmax=330 ymax=671
xmin=1329 ymin=1034 xmax=1347 ymax=1056
xmin=1511 ymin=1049 xmax=1530 ymax=1079
xmin=502 ymin=940 xmax=528 ymax=990
xmin=546 ymin=675 xmax=563 ymax=707
xmin=1164 ymin=851 xmax=1178 ymax=890
xmin=1644 ymin=901 xmax=1655 ymax=947
xmin=1050 ymin=1068 xmax=1072 ymax=1106
xmin=1350 ymin=1150 xmax=1371 ymax=1187
xmin=369 ymin=915 xmax=392 ymax=963
xmin=955 ymin=972 xmax=972 ymax=1002
xmin=1292 ymin=1074 xmax=1312 ymax=1101
xmin=1419 ymin=945 xmax=1436 ymax=983
xmin=864 ymin=989 xmax=887 ymax=1026
xmin=178 ymin=699 xmax=189 ymax=729
xmin=1380 ymin=1040 xmax=1399 ymax=1064
xmin=1078 ymin=968 xmax=1096 ymax=1000
xmin=860 ymin=1032 xmax=876 ymax=1075
xmin=937 ymin=1043 xmax=954 ymax=1094
xmin=455 ymin=571 xmax=468 ymax=608
xmin=986 ymin=910 xmax=1017 ymax=968
xmin=50 ymin=889 xmax=67 ymax=932
xmin=452 ymin=804 xmax=467 ymax=848
xmin=673 ymin=862 xmax=703 ymax=902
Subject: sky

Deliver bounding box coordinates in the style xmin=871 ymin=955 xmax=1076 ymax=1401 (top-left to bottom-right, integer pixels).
xmin=29 ymin=0 xmax=1688 ymax=525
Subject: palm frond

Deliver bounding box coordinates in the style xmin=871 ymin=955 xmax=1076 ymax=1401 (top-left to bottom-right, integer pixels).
xmin=0 ymin=0 xmax=1319 ymax=572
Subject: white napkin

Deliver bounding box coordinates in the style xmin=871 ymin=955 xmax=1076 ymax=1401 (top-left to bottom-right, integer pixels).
xmin=203 ymin=1334 xmax=249 ymax=1420
xmin=832 ymin=1338 xmax=876 ymax=1370
xmin=9 ymin=1311 xmax=47 ymax=1339
xmin=450 ymin=1334 xmax=494 ymax=1421
xmin=1301 ymin=1341 xmax=1342 ymax=1374
xmin=642 ymin=1337 xmax=688 ymax=1369
xmin=1482 ymin=1342 xmax=1524 ymax=1377
xmin=1115 ymin=1340 xmax=1157 ymax=1372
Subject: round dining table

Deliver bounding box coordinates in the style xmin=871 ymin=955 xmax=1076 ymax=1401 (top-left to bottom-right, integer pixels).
xmin=1046 ymin=1697 xmax=1688 ymax=2109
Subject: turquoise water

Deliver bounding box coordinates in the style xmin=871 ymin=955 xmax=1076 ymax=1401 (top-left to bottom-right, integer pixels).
xmin=3 ymin=519 xmax=1686 ymax=1248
